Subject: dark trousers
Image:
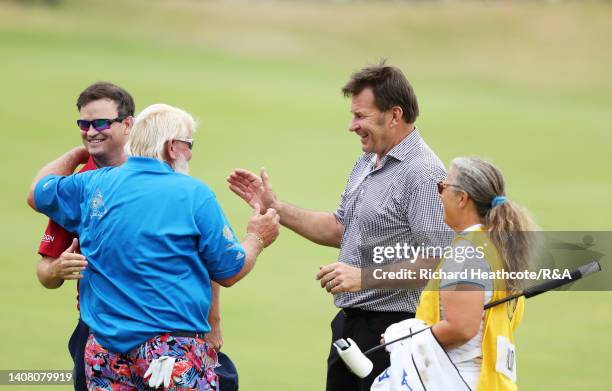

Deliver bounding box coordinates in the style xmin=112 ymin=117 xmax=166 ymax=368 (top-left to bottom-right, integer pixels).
xmin=67 ymin=318 xmax=89 ymax=391
xmin=326 ymin=309 xmax=414 ymax=391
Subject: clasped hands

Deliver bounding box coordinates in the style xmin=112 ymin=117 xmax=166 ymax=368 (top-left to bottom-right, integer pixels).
xmin=227 ymin=167 xmax=361 ymax=295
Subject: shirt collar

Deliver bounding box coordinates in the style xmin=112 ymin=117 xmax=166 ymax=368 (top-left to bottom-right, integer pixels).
xmin=79 ymin=155 xmax=98 ymax=172
xmin=124 ymin=156 xmax=174 ymax=173
xmin=458 ymin=224 xmax=486 ymax=236
xmin=386 ymin=128 xmax=421 ymax=162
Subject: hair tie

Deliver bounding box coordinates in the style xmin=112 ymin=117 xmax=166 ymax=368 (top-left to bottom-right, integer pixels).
xmin=491 ymin=196 xmax=506 ymax=208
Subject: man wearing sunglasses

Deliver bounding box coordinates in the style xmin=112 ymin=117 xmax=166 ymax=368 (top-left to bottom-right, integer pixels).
xmin=34 ymin=82 xmax=134 ymax=391
xmin=37 ymin=82 xmax=135 ymax=287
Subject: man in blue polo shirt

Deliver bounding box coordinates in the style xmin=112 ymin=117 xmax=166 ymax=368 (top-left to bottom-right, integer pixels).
xmin=27 ymin=103 xmax=280 ymax=390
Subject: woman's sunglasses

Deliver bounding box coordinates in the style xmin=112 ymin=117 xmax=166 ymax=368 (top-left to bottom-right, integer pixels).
xmin=436 ymin=181 xmax=463 ymax=194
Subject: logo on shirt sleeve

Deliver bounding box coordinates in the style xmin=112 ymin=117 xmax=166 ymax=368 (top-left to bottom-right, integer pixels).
xmin=42 ymin=178 xmax=55 ymax=190
xmin=223 ymin=225 xmax=234 ymax=241
xmin=41 ymin=234 xmax=54 ymax=243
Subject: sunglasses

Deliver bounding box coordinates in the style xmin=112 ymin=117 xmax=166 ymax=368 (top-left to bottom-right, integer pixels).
xmin=77 ymin=117 xmax=125 ymax=132
xmin=436 ymin=181 xmax=463 ymax=194
xmin=174 ymin=137 xmax=194 ymax=150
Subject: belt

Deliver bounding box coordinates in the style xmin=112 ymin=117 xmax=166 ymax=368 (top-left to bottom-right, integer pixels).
xmin=167 ymin=331 xmax=207 ymax=339
xmin=340 ymin=308 xmax=414 ymax=318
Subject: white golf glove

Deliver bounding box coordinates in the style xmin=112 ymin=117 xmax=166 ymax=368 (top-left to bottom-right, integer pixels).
xmin=383 ymin=318 xmax=428 ymax=353
xmin=144 ymin=356 xmax=176 ymax=389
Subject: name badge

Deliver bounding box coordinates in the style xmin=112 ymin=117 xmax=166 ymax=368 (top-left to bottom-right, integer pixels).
xmin=495 ymin=336 xmax=517 ymax=382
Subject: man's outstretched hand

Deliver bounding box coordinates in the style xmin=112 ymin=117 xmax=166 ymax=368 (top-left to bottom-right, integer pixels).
xmin=227 ymin=168 xmax=277 ymax=213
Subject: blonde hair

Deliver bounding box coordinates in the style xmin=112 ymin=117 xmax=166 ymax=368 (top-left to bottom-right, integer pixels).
xmin=125 ymin=103 xmax=197 ymax=160
xmin=451 ymin=157 xmax=537 ymax=292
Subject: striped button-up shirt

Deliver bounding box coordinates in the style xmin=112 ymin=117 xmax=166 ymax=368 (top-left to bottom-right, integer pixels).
xmin=334 ymin=129 xmax=451 ymax=312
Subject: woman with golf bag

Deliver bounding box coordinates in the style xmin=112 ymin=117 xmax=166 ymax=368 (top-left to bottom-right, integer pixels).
xmin=375 ymin=157 xmax=537 ymax=390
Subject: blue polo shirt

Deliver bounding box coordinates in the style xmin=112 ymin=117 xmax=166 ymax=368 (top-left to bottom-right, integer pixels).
xmin=34 ymin=157 xmax=246 ymax=353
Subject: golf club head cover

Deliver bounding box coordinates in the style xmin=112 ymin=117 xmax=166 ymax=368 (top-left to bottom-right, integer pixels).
xmin=335 ymin=337 xmax=374 ymax=378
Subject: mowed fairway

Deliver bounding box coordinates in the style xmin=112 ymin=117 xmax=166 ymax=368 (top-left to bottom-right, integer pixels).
xmin=1 ymin=0 xmax=611 ymax=390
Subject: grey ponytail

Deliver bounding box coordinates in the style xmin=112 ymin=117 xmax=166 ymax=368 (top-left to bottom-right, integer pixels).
xmin=451 ymin=157 xmax=537 ymax=292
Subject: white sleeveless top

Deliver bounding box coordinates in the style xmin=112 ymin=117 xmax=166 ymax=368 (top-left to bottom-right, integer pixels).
xmin=439 ymin=224 xmax=493 ymax=389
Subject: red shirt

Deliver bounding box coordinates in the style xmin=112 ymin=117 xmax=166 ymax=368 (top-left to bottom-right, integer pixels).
xmin=38 ymin=156 xmax=97 ymax=309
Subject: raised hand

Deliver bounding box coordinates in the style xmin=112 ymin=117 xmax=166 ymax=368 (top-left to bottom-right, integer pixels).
xmin=59 ymin=147 xmax=90 ymax=175
xmin=71 ymin=146 xmax=90 ymax=166
xmin=228 ymin=168 xmax=277 ymax=213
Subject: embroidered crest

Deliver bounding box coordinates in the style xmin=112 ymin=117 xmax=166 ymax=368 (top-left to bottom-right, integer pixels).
xmin=90 ymin=189 xmax=107 ymax=218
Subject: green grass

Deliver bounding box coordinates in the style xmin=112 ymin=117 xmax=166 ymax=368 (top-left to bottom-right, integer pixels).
xmin=1 ymin=0 xmax=611 ymax=389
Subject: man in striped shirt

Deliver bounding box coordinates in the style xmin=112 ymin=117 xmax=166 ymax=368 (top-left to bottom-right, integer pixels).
xmin=227 ymin=61 xmax=450 ymax=390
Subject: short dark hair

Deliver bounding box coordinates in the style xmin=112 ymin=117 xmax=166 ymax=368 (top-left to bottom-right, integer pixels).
xmin=341 ymin=60 xmax=419 ymax=124
xmin=76 ymin=82 xmax=135 ymax=118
